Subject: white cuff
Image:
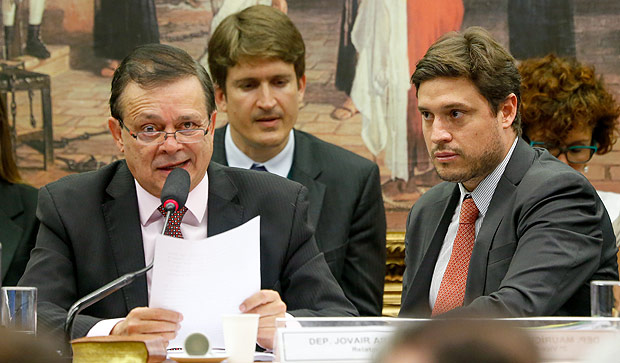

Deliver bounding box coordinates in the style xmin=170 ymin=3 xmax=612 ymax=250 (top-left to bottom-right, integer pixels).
xmin=86 ymin=318 xmax=125 ymax=337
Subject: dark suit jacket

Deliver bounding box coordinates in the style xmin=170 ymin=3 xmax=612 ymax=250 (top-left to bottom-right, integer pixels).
xmin=19 ymin=160 xmax=357 ymax=339
xmin=400 ymin=139 xmax=619 ymax=317
xmin=213 ymin=126 xmax=386 ymax=316
xmin=0 ymin=180 xmax=39 ymax=286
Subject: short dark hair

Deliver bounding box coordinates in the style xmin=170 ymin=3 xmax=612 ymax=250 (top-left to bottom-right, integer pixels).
xmin=110 ymin=43 xmax=216 ymax=120
xmin=207 ymin=5 xmax=305 ymax=92
xmin=411 ymin=26 xmax=522 ymax=135
xmin=519 ymin=54 xmax=620 ymax=154
xmin=374 ymin=319 xmax=538 ymax=363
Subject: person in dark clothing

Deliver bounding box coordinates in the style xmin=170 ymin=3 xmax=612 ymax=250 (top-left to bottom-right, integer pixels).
xmin=94 ymin=0 xmax=159 ymax=77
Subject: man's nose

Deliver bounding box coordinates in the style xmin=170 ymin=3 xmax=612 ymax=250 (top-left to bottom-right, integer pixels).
xmin=429 ymin=118 xmax=452 ymax=144
xmin=257 ymin=84 xmax=277 ymax=109
xmin=160 ymin=132 xmax=183 ymax=152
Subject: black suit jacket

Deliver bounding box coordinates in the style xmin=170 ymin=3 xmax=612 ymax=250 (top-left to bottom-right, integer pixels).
xmin=400 ymin=139 xmax=619 ymax=317
xmin=0 ymin=180 xmax=39 ymax=286
xmin=213 ymin=126 xmax=386 ymax=316
xmin=19 ymin=160 xmax=357 ymax=339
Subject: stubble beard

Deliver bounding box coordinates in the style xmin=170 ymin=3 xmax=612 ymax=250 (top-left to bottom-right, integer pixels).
xmin=432 ymin=134 xmax=505 ymax=187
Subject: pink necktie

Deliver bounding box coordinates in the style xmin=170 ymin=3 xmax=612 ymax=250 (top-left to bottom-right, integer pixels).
xmin=432 ymin=196 xmax=479 ymax=316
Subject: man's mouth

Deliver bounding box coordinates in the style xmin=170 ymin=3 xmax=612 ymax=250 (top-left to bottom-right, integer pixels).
xmin=433 ymin=150 xmax=459 ymax=162
xmin=157 ymin=160 xmax=189 ymax=170
xmin=254 ymin=112 xmax=282 ymax=124
xmin=256 ymin=116 xmax=279 ymax=122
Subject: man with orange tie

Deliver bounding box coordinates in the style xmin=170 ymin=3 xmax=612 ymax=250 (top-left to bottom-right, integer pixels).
xmin=399 ymin=27 xmax=618 ymax=318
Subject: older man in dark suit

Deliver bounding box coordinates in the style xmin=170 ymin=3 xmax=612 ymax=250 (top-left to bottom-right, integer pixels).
xmin=208 ymin=5 xmax=386 ymax=317
xmin=399 ymin=27 xmax=618 ymax=318
xmin=19 ymin=43 xmax=356 ymax=350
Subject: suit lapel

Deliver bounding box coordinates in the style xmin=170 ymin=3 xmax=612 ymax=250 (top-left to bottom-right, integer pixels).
xmin=0 ymin=183 xmax=24 ymax=279
xmin=401 ymin=185 xmax=460 ymax=316
xmin=214 ymin=127 xmax=325 ymax=229
xmin=465 ymin=139 xmax=534 ymax=302
xmin=206 ymin=163 xmax=245 ymax=237
xmin=211 ymin=126 xmax=227 ymax=165
xmin=101 ymin=162 xmax=148 ymax=311
xmin=288 ymin=130 xmax=325 ymax=230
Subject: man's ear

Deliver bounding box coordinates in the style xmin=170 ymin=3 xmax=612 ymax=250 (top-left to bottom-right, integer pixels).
xmin=214 ymin=85 xmax=227 ymax=113
xmin=108 ymin=117 xmax=124 ymax=153
xmin=208 ymin=110 xmax=217 ymax=134
xmin=297 ymin=75 xmax=306 ymax=104
xmin=499 ymin=93 xmax=518 ymax=129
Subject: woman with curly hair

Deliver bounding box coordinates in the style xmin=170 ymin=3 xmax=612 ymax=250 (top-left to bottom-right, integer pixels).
xmin=0 ymin=97 xmax=40 ymax=284
xmin=519 ymin=54 xmax=620 ymax=244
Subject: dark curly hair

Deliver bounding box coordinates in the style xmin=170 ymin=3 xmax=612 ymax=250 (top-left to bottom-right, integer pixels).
xmin=519 ymin=54 xmax=620 ymax=154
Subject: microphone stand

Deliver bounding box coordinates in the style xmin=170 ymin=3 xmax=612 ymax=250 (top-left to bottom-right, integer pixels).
xmin=63 ymin=212 xmax=173 ymax=346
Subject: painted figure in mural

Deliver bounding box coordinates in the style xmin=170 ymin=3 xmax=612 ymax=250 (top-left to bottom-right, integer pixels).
xmin=508 ymin=0 xmax=576 ymax=59
xmin=0 ymin=97 xmax=39 ymax=286
xmin=348 ymin=0 xmax=409 ymax=192
xmin=519 ymin=54 xmax=620 ymax=244
xmin=2 ymin=0 xmax=50 ymax=59
xmin=331 ymin=0 xmax=359 ymax=121
xmin=94 ymin=0 xmax=160 ymax=77
xmin=208 ymin=5 xmax=387 ymax=316
xmin=399 ymin=27 xmax=617 ymax=318
xmin=344 ymin=0 xmax=463 ymax=199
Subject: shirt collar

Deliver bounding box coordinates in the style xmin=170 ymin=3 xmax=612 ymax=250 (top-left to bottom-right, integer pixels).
xmin=458 ymin=137 xmax=518 ymax=217
xmin=135 ymin=170 xmax=209 ymax=227
xmin=224 ymin=124 xmax=295 ymax=178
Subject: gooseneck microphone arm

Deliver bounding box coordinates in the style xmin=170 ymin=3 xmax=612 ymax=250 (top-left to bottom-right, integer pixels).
xmin=64 ymin=260 xmax=155 ymax=339
xmin=63 ymin=210 xmax=174 ymax=342
xmin=64 ymin=168 xmax=191 ymax=345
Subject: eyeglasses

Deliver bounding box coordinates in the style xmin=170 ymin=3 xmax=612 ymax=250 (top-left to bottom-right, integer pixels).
xmin=529 ymin=141 xmax=598 ymax=164
xmin=117 ymin=118 xmax=209 ymax=145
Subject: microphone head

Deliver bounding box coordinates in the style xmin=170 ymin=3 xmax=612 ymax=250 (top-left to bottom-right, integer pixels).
xmin=160 ymin=168 xmax=190 ymax=212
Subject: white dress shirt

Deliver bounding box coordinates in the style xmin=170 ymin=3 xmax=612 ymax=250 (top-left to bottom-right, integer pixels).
xmin=87 ymin=173 xmax=210 ymax=336
xmin=224 ymin=124 xmax=295 ymax=178
xmin=429 ymin=137 xmax=518 ymax=309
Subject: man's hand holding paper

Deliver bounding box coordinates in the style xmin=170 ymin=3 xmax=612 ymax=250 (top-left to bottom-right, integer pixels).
xmin=110 ymin=307 xmax=183 ymax=345
xmin=240 ymin=290 xmax=287 ymax=349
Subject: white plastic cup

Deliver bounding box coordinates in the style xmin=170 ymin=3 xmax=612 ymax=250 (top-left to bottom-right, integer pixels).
xmin=1 ymin=286 xmax=37 ymax=335
xmin=590 ymin=280 xmax=620 ymax=317
xmin=222 ymin=313 xmax=259 ymax=363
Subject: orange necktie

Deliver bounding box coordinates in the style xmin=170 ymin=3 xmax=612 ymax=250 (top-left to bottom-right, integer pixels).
xmin=432 ymin=196 xmax=479 ymax=316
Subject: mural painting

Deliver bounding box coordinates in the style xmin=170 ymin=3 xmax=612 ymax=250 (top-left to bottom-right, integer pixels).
xmin=4 ymin=0 xmax=620 ymax=231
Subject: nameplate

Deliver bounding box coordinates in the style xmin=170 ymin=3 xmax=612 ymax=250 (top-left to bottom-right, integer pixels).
xmin=529 ymin=329 xmax=620 ymax=361
xmin=276 ymin=326 xmax=394 ymax=362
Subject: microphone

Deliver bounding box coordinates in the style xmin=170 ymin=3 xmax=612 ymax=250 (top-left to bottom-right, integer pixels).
xmin=159 ymin=168 xmax=191 ymax=232
xmin=64 ymin=168 xmax=191 ymax=345
xmin=161 ymin=167 xmax=190 ymax=212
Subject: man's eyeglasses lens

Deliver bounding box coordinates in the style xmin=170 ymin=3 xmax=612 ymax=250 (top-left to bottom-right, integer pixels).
xmin=118 ymin=119 xmax=207 ymax=144
xmin=137 ymin=129 xmax=206 ymax=144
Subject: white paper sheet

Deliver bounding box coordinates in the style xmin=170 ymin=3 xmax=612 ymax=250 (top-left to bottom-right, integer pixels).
xmin=149 ymin=216 xmax=261 ymax=350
